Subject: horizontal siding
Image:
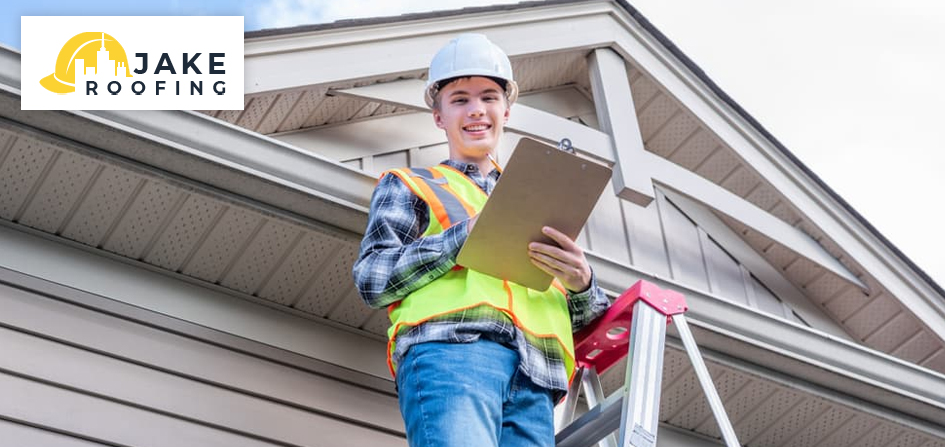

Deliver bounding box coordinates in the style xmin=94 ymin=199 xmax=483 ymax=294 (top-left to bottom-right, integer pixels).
xmin=0 ymin=281 xmax=406 ymax=447
xmin=0 ymin=419 xmax=112 ymax=447
xmin=0 ymin=224 xmax=392 ymax=380
xmin=0 ymin=369 xmax=279 ymax=447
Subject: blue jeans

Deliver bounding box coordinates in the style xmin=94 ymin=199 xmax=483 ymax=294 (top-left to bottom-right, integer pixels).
xmin=396 ymin=340 xmax=555 ymax=447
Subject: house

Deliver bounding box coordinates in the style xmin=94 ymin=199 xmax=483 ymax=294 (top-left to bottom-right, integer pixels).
xmin=1 ymin=1 xmax=943 ymax=445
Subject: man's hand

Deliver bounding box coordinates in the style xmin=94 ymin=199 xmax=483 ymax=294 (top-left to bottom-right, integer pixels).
xmin=467 ymin=214 xmax=479 ymax=233
xmin=528 ymin=226 xmax=591 ymax=293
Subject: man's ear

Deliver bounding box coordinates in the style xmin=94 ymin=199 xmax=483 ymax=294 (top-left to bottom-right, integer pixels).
xmin=503 ymin=104 xmax=510 ymax=124
xmin=433 ymin=108 xmax=446 ymax=129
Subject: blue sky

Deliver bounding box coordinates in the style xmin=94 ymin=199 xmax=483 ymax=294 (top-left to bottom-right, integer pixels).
xmin=3 ymin=0 xmax=944 ymax=286
xmin=2 ymin=0 xmax=258 ymax=49
xmin=1 ymin=0 xmax=523 ymax=49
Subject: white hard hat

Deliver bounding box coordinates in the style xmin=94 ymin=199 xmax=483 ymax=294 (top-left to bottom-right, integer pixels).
xmin=424 ymin=33 xmax=519 ymax=108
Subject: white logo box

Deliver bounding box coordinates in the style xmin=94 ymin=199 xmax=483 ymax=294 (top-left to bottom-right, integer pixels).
xmin=21 ymin=16 xmax=244 ymax=111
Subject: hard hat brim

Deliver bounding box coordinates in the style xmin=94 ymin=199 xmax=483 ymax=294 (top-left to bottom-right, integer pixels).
xmin=424 ymin=76 xmax=519 ymax=109
xmin=40 ymin=73 xmax=74 ymax=94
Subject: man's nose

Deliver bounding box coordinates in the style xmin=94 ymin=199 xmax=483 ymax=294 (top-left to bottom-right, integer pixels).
xmin=467 ymin=99 xmax=485 ymax=116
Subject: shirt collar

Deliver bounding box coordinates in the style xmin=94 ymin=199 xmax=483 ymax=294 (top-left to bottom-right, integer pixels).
xmin=440 ymin=159 xmax=500 ymax=178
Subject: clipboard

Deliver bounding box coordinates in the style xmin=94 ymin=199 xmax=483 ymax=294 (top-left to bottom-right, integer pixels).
xmin=456 ymin=137 xmax=612 ymax=290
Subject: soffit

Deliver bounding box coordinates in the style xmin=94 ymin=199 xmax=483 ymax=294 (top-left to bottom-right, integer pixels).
xmin=586 ymin=345 xmax=945 ymax=447
xmin=196 ymin=49 xmax=592 ymax=136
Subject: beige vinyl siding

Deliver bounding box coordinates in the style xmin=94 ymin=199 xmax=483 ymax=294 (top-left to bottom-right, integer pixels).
xmin=0 ymin=277 xmax=405 ymax=447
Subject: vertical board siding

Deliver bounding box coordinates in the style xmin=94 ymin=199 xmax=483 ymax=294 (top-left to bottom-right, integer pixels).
xmin=656 ymin=190 xmax=710 ymax=292
xmin=412 ymin=143 xmax=449 ymax=168
xmin=585 ymin=178 xmax=631 ymax=264
xmin=621 ymin=199 xmax=671 ymax=278
xmin=374 ymin=151 xmax=409 ymax=176
xmin=701 ymin=232 xmax=750 ymax=305
xmin=751 ymin=276 xmax=788 ymax=318
xmin=0 ymin=281 xmax=406 ymax=447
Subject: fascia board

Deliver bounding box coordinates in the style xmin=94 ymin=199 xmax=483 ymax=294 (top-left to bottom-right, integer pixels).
xmin=242 ymin=3 xmax=619 ymax=94
xmin=600 ymin=7 xmax=945 ymax=335
xmin=0 ymin=46 xmax=18 ymax=91
xmin=0 ymin=89 xmax=374 ymax=240
xmin=243 ymin=1 xmax=614 ymax=56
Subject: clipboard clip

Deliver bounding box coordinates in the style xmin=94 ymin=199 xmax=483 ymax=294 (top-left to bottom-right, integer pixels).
xmin=557 ymin=138 xmax=574 ymax=154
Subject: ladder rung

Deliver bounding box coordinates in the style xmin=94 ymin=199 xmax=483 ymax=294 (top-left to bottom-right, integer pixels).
xmin=555 ymin=389 xmax=624 ymax=447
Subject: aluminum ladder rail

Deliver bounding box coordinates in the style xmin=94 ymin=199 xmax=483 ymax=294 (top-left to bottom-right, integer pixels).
xmin=555 ymin=280 xmax=741 ymax=447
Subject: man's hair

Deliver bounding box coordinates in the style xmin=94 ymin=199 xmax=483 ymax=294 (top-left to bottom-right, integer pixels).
xmin=431 ymin=76 xmax=510 ymax=110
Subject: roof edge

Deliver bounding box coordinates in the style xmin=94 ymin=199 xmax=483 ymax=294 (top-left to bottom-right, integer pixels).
xmin=244 ymin=0 xmax=585 ymax=40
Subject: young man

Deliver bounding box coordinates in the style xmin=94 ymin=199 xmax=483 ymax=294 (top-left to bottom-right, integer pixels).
xmin=352 ymin=34 xmax=610 ymax=447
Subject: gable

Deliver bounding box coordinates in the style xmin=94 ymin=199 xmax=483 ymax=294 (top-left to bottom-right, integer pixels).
xmin=213 ymin=1 xmax=945 ymax=372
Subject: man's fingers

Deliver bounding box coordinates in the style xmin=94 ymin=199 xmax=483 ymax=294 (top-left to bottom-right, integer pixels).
xmin=529 ymin=227 xmax=592 ymax=292
xmin=528 ymin=242 xmax=571 ymax=264
xmin=530 ymin=255 xmax=566 ymax=278
xmin=541 ymin=226 xmax=579 ymax=251
xmin=530 ymin=252 xmax=586 ymax=292
xmin=530 ymin=250 xmax=563 ymax=271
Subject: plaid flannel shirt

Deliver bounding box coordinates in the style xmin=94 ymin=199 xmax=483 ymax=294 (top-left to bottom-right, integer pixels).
xmin=352 ymin=159 xmax=611 ymax=395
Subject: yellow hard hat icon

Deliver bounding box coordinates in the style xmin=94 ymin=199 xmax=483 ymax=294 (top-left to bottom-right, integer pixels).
xmin=40 ymin=32 xmax=133 ymax=94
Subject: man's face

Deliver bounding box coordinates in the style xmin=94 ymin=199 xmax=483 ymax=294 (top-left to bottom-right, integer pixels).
xmin=433 ymin=76 xmax=510 ymax=162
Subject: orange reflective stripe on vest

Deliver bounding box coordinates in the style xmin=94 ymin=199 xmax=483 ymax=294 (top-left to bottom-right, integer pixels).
xmin=405 ymin=168 xmax=474 ymax=227
xmin=379 ymin=164 xmax=577 ymax=383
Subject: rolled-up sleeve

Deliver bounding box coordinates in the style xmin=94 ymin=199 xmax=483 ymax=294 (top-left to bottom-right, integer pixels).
xmin=566 ymin=270 xmax=611 ymax=331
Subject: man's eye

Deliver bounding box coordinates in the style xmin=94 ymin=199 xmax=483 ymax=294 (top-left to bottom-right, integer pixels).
xmin=452 ymin=98 xmax=467 ymax=104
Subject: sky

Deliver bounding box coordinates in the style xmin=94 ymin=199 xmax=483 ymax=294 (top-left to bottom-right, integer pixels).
xmin=2 ymin=0 xmax=942 ymax=288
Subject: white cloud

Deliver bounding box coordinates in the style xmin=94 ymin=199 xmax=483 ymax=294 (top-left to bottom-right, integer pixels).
xmin=254 ymin=0 xmax=524 ymax=29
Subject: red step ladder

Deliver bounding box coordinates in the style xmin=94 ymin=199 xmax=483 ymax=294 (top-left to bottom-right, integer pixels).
xmin=555 ymin=280 xmax=741 ymax=447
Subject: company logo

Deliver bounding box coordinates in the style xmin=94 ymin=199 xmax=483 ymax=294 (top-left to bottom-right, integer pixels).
xmin=41 ymin=32 xmax=132 ymax=94
xmin=22 ymin=17 xmax=243 ymax=111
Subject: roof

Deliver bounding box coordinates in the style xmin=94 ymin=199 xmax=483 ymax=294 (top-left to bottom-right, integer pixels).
xmin=246 ymin=0 xmax=943 ymax=299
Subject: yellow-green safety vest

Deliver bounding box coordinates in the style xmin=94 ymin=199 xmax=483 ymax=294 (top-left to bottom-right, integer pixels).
xmin=380 ymin=164 xmax=576 ymax=381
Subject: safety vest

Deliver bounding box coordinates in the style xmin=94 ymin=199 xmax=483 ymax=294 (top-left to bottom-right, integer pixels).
xmin=381 ymin=164 xmax=576 ymax=381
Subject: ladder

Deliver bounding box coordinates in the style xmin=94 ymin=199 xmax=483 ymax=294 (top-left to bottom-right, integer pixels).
xmin=554 ymin=280 xmax=741 ymax=447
